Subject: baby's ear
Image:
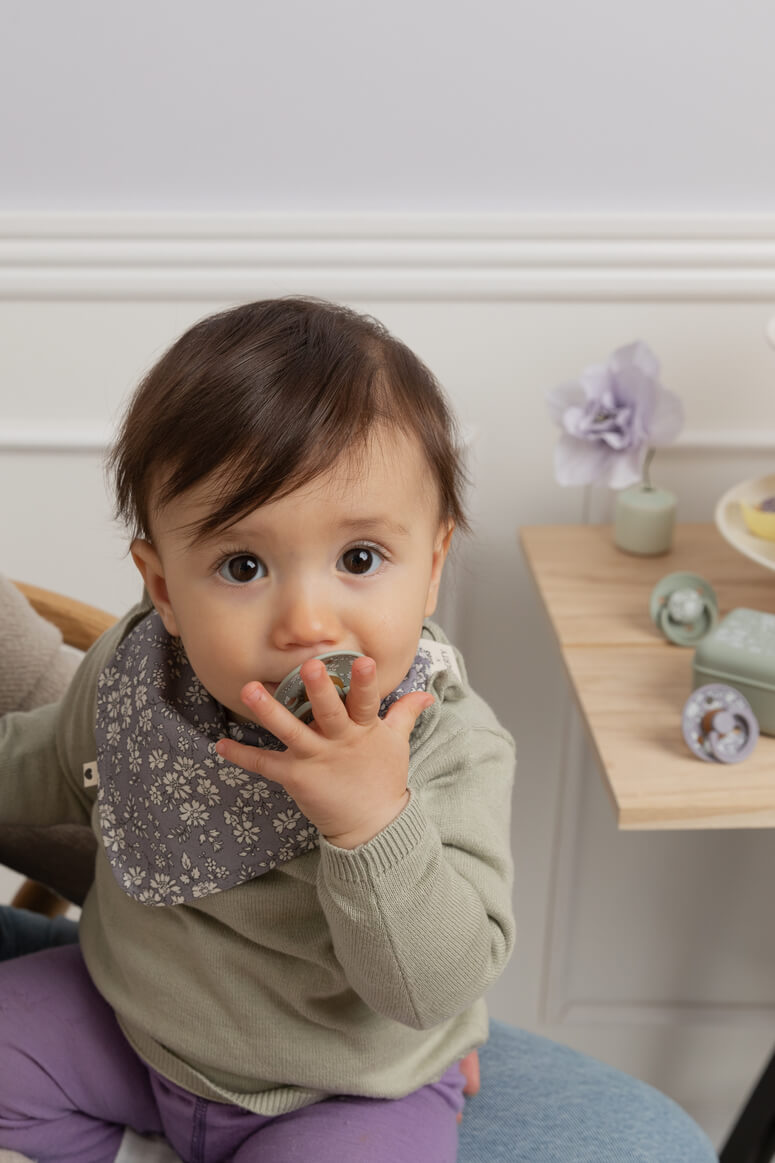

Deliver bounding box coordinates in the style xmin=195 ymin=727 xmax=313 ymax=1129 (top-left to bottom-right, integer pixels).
xmin=424 ymin=521 xmax=455 ymax=617
xmin=130 ymin=539 xmax=179 ymax=637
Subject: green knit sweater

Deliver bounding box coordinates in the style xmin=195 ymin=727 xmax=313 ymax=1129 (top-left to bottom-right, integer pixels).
xmin=0 ymin=602 xmax=515 ymax=1114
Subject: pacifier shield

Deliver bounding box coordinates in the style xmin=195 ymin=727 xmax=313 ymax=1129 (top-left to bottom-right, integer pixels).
xmin=274 ymin=651 xmax=365 ymax=724
xmin=650 ymin=572 xmax=719 ymax=646
xmin=681 ymin=682 xmax=759 ymax=764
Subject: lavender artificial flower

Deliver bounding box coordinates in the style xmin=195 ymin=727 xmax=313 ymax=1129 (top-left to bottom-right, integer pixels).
xmin=546 ymin=341 xmax=684 ymax=489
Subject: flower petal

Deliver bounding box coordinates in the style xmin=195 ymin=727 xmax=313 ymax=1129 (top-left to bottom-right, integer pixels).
xmin=561 ymin=404 xmax=589 ymax=439
xmin=606 ymin=444 xmax=647 ymax=489
xmin=649 ymin=388 xmax=684 ymax=446
xmin=600 ymin=420 xmax=632 ymax=450
xmin=608 ymin=342 xmax=661 ymax=433
xmin=553 ymin=435 xmax=611 ymax=486
xmin=611 ymin=341 xmax=660 ymax=382
xmin=546 ymin=381 xmax=585 ymax=424
xmin=614 ymin=361 xmax=657 ymax=420
xmin=578 ymin=363 xmax=614 ymax=402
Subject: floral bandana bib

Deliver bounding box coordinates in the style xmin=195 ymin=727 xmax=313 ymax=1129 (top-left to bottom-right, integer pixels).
xmin=94 ymin=610 xmax=460 ymax=907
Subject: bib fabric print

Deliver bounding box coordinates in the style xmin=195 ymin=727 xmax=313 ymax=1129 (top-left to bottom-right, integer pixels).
xmin=94 ymin=610 xmax=454 ymax=907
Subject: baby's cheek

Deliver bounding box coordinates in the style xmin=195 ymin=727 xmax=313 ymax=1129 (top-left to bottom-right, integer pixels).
xmin=377 ymin=656 xmax=414 ymax=701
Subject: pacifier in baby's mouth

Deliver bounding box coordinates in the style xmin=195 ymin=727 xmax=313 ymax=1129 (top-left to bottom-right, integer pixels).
xmin=273 ymin=652 xmax=365 ymax=724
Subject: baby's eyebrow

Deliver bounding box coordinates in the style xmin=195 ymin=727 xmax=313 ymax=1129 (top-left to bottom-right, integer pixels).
xmin=192 ymin=514 xmax=412 ymax=548
xmin=336 ymin=516 xmax=411 ymax=538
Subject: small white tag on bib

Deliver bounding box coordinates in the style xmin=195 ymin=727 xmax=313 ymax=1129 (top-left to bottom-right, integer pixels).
xmin=82 ymin=760 xmax=99 ymax=788
xmin=419 ymin=638 xmax=462 ymax=683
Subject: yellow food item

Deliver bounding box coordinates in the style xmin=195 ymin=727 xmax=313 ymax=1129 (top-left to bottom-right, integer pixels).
xmin=740 ymin=500 xmax=775 ymax=541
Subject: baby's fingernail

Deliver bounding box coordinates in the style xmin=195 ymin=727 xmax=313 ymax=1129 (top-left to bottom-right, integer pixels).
xmin=357 ymin=659 xmax=375 ymax=677
xmin=244 ymin=682 xmax=265 ymax=703
xmin=215 ymin=740 xmax=228 ymax=756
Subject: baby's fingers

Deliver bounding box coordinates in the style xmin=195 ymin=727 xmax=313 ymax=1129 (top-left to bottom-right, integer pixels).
xmin=240 ymin=682 xmax=319 ymax=758
xmin=300 ymin=661 xmax=351 ymax=738
xmin=383 ymin=690 xmax=435 ymax=738
xmin=345 ymin=658 xmax=382 ymax=726
xmin=459 ymin=1049 xmax=481 ymax=1096
xmin=215 ymin=736 xmax=287 ymax=781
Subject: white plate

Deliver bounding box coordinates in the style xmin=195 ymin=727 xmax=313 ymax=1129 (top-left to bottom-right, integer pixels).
xmin=714 ymin=473 xmax=775 ymax=573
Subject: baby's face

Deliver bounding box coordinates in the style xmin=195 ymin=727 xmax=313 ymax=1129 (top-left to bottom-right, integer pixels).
xmin=131 ymin=431 xmax=453 ymax=721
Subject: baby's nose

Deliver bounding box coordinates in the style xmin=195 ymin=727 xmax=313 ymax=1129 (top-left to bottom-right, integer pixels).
xmin=271 ymin=585 xmax=341 ymax=651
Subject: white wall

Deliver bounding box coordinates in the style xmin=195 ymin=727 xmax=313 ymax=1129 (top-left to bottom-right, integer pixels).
xmin=2 ymin=217 xmax=775 ymax=1152
xmin=1 ymin=0 xmax=775 ymax=212
xmin=3 ymin=2 xmax=775 ymax=1151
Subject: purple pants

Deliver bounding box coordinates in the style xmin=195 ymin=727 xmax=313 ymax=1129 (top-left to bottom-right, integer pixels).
xmin=0 ymin=945 xmax=465 ymax=1163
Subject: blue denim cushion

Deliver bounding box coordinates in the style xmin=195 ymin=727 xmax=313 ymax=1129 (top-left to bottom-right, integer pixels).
xmin=460 ymin=1020 xmax=717 ymax=1162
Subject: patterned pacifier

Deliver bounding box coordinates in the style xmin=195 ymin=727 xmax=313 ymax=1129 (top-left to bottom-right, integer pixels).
xmin=681 ymin=683 xmax=759 ymax=764
xmin=274 ymin=651 xmax=364 ymax=724
xmin=650 ymin=572 xmax=719 ymax=646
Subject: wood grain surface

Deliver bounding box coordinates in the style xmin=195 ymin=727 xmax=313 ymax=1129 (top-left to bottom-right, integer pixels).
xmin=520 ymin=524 xmax=775 ymax=829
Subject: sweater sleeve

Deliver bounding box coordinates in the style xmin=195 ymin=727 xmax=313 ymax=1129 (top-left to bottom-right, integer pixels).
xmin=316 ymin=719 xmax=516 ymax=1030
xmin=0 ymin=602 xmax=147 ymax=827
xmin=0 ymin=574 xmax=80 ymax=714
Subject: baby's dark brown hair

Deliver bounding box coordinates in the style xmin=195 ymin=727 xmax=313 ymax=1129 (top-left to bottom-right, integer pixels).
xmin=107 ymin=297 xmax=469 ymax=544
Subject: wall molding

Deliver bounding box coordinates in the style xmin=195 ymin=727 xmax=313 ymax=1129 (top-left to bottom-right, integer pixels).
xmin=670 ymin=430 xmax=775 ymax=452
xmin=3 ymin=213 xmax=775 ymax=299
xmin=0 ymin=422 xmax=111 ymax=453
xmin=540 ymin=706 xmax=775 ymax=1030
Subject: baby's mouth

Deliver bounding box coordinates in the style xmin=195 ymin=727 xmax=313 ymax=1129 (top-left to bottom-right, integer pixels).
xmin=272 ymin=651 xmax=365 ymax=723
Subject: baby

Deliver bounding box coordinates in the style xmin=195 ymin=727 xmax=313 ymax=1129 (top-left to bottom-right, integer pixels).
xmin=0 ymin=297 xmax=515 ymax=1163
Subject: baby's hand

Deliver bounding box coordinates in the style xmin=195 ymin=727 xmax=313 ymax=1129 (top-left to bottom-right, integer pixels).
xmin=457 ymin=1049 xmax=481 ymax=1124
xmin=215 ymin=658 xmax=433 ymax=849
xmin=459 ymin=1049 xmax=481 ymax=1097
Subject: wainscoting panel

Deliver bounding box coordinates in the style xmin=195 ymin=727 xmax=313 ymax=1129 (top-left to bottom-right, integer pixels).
xmin=3 ymin=214 xmax=775 ymax=1148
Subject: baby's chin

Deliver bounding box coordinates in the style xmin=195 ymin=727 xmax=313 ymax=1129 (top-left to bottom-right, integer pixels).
xmin=220 ymin=681 xmax=279 ymax=724
xmin=225 ymin=708 xmax=257 ymax=726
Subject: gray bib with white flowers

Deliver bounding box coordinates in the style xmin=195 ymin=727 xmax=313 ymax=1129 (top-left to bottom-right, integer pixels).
xmin=95 ymin=610 xmax=451 ymax=907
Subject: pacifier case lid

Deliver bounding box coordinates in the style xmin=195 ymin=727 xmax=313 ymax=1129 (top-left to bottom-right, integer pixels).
xmin=692 ymin=608 xmax=775 ymax=735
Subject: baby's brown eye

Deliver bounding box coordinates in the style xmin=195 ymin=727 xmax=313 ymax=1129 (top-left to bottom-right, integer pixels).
xmin=218 ymin=554 xmax=265 ymax=584
xmin=338 ymin=547 xmax=383 ymax=576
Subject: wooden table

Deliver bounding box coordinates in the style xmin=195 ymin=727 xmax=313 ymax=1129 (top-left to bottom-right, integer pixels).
xmin=519 ymin=523 xmax=775 ymax=830
xmin=521 ymin=522 xmax=775 ymax=1161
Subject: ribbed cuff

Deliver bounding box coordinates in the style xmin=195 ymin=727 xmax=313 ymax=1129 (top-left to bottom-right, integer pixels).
xmin=319 ymin=792 xmax=428 ymax=884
